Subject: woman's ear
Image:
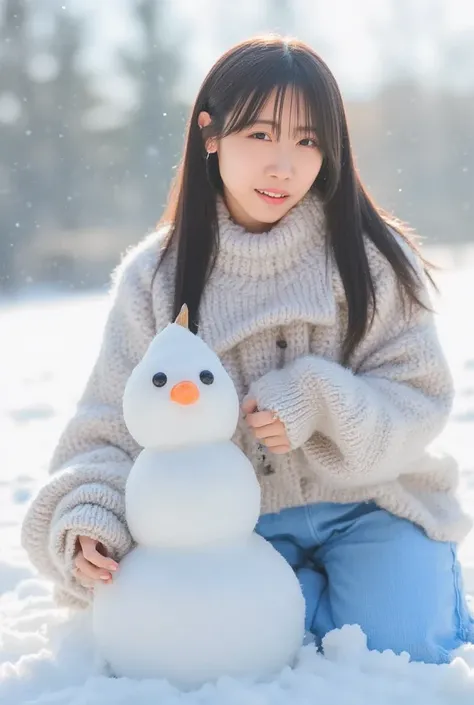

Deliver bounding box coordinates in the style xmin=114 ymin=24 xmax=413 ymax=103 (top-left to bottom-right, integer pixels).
xmin=197 ymin=111 xmax=217 ymax=154
xmin=197 ymin=111 xmax=212 ymax=130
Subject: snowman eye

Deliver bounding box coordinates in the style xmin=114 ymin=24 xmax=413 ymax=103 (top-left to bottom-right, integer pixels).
xmin=152 ymin=372 xmax=168 ymax=388
xmin=199 ymin=370 xmax=214 ymax=385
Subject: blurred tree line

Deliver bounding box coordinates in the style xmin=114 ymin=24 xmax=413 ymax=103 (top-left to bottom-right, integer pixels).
xmin=0 ymin=0 xmax=473 ymax=292
xmin=0 ymin=0 xmax=187 ymax=290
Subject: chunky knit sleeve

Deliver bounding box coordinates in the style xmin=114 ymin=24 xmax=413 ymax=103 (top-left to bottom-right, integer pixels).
xmin=249 ymin=244 xmax=454 ymax=488
xmin=21 ymin=236 xmax=167 ymax=607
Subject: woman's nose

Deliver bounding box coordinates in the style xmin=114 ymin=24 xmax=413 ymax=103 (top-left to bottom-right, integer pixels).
xmin=265 ymin=154 xmax=293 ymax=181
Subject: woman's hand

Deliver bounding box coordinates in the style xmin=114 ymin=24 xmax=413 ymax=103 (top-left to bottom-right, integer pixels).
xmin=73 ymin=536 xmax=119 ymax=588
xmin=242 ymin=397 xmax=291 ymax=454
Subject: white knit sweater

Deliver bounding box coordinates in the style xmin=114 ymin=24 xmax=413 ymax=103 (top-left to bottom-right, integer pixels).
xmin=21 ymin=194 xmax=472 ymax=608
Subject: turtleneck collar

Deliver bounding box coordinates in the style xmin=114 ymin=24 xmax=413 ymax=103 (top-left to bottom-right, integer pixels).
xmin=214 ymin=192 xmax=327 ymax=280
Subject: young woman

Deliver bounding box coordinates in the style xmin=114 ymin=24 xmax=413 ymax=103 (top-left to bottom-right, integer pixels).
xmin=22 ymin=35 xmax=473 ymax=665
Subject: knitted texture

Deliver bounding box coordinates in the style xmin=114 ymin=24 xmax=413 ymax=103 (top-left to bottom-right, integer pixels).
xmin=21 ymin=194 xmax=472 ymax=608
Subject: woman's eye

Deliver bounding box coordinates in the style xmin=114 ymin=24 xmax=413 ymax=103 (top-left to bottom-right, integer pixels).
xmin=299 ymin=137 xmax=318 ymax=147
xmin=250 ymin=132 xmax=270 ymax=141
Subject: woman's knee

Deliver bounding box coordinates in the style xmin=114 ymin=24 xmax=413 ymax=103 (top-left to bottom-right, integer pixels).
xmin=318 ymin=512 xmax=473 ymax=664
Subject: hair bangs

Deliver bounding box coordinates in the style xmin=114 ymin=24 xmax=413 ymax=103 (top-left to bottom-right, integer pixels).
xmin=219 ymin=53 xmax=322 ymax=143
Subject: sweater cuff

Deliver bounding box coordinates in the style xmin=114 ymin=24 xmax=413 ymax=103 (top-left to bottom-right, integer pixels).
xmin=249 ymin=361 xmax=322 ymax=450
xmin=49 ymin=503 xmax=133 ymax=606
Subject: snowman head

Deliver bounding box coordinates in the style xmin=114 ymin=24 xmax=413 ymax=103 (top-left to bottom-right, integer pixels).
xmin=123 ymin=305 xmax=240 ymax=449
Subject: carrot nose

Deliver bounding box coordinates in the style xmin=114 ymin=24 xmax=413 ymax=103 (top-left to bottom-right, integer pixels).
xmin=170 ymin=381 xmax=200 ymax=406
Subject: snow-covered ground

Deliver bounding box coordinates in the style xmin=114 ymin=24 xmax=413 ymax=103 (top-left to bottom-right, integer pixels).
xmin=1 ymin=257 xmax=474 ymax=704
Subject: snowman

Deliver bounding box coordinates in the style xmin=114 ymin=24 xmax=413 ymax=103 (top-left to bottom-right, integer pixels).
xmin=92 ymin=305 xmax=305 ymax=689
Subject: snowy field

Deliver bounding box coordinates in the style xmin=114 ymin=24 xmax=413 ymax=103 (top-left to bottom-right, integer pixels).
xmin=1 ymin=253 xmax=474 ymax=704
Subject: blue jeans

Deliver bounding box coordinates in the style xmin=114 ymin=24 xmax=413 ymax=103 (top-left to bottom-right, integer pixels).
xmin=256 ymin=501 xmax=474 ymax=664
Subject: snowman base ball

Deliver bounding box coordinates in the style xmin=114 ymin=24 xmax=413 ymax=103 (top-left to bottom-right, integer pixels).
xmin=92 ymin=305 xmax=306 ymax=688
xmin=93 ymin=535 xmax=305 ymax=688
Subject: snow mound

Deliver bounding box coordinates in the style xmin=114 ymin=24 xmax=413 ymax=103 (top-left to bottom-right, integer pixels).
xmin=1 ymin=578 xmax=474 ymax=705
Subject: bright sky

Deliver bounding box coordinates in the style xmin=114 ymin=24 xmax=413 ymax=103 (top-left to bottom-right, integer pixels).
xmin=62 ymin=0 xmax=474 ymax=104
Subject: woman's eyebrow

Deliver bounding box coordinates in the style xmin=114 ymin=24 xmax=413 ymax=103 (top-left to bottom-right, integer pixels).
xmin=251 ymin=119 xmax=317 ymax=135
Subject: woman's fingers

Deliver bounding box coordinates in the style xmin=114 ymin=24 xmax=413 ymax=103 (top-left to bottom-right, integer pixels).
xmin=245 ymin=409 xmax=276 ymax=429
xmin=266 ymin=444 xmax=291 ymax=455
xmin=78 ymin=536 xmax=118 ymax=571
xmin=252 ymin=420 xmax=285 ymax=440
xmin=74 ymin=551 xmax=112 ymax=583
xmin=261 ymin=434 xmax=289 ymax=450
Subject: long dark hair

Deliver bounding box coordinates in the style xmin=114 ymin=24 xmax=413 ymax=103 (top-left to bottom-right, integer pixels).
xmin=158 ymin=35 xmax=431 ymax=364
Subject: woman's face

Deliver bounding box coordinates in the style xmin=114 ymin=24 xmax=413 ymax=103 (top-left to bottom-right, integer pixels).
xmin=207 ymin=89 xmax=324 ymax=232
